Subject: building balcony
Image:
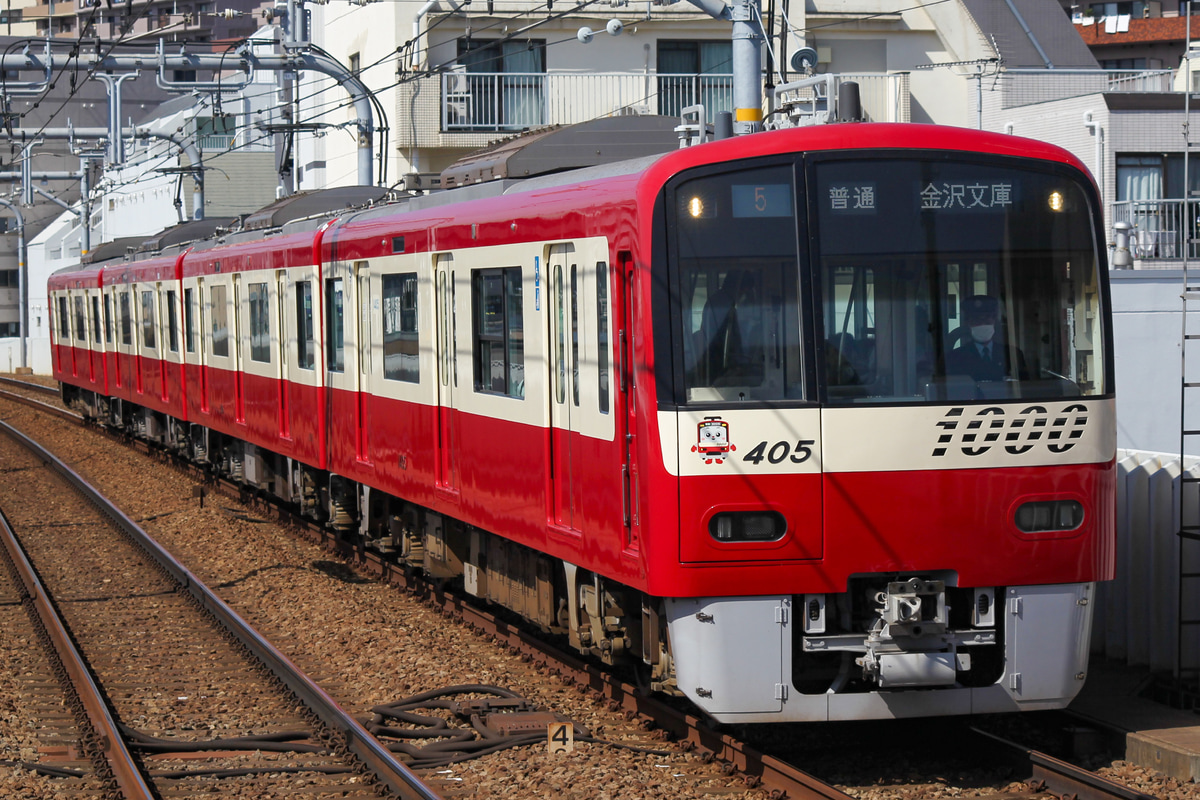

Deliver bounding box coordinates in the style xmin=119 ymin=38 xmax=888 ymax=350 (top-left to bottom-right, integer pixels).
xmin=997 ymin=68 xmax=1175 ymax=109
xmin=395 ymin=70 xmax=909 ymax=148
xmin=22 ymin=0 xmax=76 ymax=19
xmin=1112 ymin=198 xmax=1199 ymax=264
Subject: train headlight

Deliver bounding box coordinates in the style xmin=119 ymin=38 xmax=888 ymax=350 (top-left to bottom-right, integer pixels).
xmin=1048 ymin=191 xmax=1065 ymax=212
xmin=1014 ymin=499 xmax=1084 ymax=533
xmin=687 ymin=196 xmax=705 ymax=218
xmin=709 ymin=511 xmax=787 ymax=542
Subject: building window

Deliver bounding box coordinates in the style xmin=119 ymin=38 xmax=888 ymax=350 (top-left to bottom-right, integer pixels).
xmin=454 ymin=38 xmax=546 ymax=130
xmin=349 ymin=52 xmax=361 ymax=76
xmin=656 ymin=40 xmax=733 ymax=118
xmin=197 ymin=115 xmax=235 ymax=151
xmin=141 ymin=290 xmax=157 ymax=349
xmin=210 ymin=284 xmax=229 ymax=357
xmin=472 ymin=267 xmax=523 ymax=398
xmin=297 ymin=280 xmax=315 ymax=369
xmin=382 ymin=272 xmax=419 ymax=383
xmin=0 ymin=269 xmax=15 ymax=287
xmin=0 ymin=322 xmax=17 ymax=337
xmin=249 ymin=282 xmax=270 ymax=362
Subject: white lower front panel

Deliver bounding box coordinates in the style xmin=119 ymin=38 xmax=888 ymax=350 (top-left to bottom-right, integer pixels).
xmin=667 ymin=583 xmax=1094 ymax=723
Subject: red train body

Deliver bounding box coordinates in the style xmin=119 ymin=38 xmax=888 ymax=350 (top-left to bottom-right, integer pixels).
xmin=50 ymin=123 xmax=1116 ymax=722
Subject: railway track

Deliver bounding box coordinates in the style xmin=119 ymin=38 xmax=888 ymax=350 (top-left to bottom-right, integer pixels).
xmin=0 ymin=414 xmax=440 ymax=799
xmin=0 ymin=378 xmax=1167 ymax=800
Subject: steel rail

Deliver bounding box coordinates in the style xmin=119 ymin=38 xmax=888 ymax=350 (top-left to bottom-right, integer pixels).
xmin=970 ymin=726 xmax=1158 ymax=800
xmin=0 ymin=376 xmax=58 ymax=395
xmin=0 ymin=387 xmax=80 ymax=422
xmin=0 ymin=418 xmax=443 ymax=800
xmin=0 ymin=506 xmax=153 ymax=798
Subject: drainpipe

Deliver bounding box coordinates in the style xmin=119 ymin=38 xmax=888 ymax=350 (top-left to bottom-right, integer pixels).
xmin=1084 ymin=110 xmax=1107 ymax=249
xmin=1083 ymin=110 xmax=1105 ymax=202
xmin=412 ymin=0 xmax=468 ymax=70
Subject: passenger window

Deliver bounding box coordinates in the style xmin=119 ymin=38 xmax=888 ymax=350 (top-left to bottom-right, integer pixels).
xmin=73 ymin=296 xmax=85 ymax=342
xmin=104 ymin=295 xmax=113 ymax=344
xmin=296 ymin=280 xmax=315 ymax=370
xmin=166 ymin=290 xmax=179 ymax=352
xmin=57 ymin=297 xmax=69 ymax=340
xmin=184 ymin=288 xmax=195 ymax=353
xmin=382 ymin=272 xmax=419 ymax=383
xmin=472 ymin=267 xmax=523 ymax=398
xmin=210 ymin=284 xmax=229 ymax=358
xmin=91 ymin=296 xmax=101 ymax=344
xmin=326 ymin=278 xmax=345 ymax=373
xmin=141 ymin=290 xmax=157 ymax=349
xmin=249 ymin=282 xmax=270 ymax=363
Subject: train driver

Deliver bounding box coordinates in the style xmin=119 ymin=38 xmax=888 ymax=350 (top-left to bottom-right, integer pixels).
xmin=945 ymin=295 xmax=1029 ymax=383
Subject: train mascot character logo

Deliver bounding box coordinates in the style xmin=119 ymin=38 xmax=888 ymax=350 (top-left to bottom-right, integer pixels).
xmin=692 ymin=416 xmax=735 ymax=464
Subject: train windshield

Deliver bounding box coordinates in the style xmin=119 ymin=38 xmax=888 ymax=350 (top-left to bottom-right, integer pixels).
xmin=672 ymin=164 xmax=806 ymax=403
xmin=813 ymin=156 xmax=1107 ymax=404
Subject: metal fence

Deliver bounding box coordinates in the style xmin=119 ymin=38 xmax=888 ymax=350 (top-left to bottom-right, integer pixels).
xmin=999 ymin=69 xmax=1174 ymax=109
xmin=1111 ymin=199 xmax=1198 ymax=260
xmin=1099 ymin=450 xmax=1200 ymax=676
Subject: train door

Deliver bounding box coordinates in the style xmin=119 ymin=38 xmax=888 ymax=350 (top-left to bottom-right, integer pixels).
xmin=434 ymin=254 xmax=459 ymax=496
xmin=354 ymin=261 xmax=372 ymax=463
xmin=615 ymin=254 xmax=640 ymax=552
xmin=276 ymin=271 xmax=291 ymax=439
xmin=548 ymin=244 xmax=580 ymax=531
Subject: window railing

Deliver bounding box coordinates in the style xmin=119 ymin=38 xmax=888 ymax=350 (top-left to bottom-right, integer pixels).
xmin=1112 ymin=198 xmax=1199 ymax=260
xmin=441 ymin=71 xmax=910 ymax=132
xmin=198 ymin=133 xmax=235 ymax=151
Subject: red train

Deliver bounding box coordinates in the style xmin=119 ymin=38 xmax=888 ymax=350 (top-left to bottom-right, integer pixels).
xmin=49 ymin=122 xmax=1116 ymax=722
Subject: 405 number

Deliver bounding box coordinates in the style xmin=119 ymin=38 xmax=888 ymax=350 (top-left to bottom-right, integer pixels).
xmin=742 ymin=439 xmax=815 ymax=465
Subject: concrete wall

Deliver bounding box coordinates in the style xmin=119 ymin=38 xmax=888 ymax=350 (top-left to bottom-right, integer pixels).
xmin=1110 ymin=269 xmax=1200 ymax=455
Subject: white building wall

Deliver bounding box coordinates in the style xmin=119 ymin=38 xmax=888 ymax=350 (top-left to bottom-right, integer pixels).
xmin=1110 ymin=270 xmax=1200 ymax=455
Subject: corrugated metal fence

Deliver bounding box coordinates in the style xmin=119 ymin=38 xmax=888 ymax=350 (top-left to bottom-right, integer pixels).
xmin=1096 ymin=450 xmax=1200 ymax=675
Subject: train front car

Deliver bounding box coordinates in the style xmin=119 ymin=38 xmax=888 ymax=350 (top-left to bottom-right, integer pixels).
xmin=642 ymin=125 xmax=1114 ymax=723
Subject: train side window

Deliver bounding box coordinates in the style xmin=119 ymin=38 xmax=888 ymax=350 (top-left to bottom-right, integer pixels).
xmin=597 ymin=261 xmax=609 ymax=414
xmin=141 ymin=290 xmax=157 ymax=350
xmin=296 ymin=280 xmax=315 ymax=370
xmin=104 ymin=295 xmax=113 ymax=344
xmin=91 ymin=297 xmax=101 ymax=344
xmin=382 ymin=272 xmax=419 ymax=383
xmin=248 ymin=282 xmax=270 ymax=363
xmin=210 ymin=284 xmax=229 ymax=357
xmin=73 ymin=296 xmax=85 ymax=342
xmin=57 ymin=296 xmax=69 ymax=340
xmin=119 ymin=291 xmax=132 ymax=346
xmin=554 ymin=265 xmax=565 ymax=404
xmin=184 ymin=288 xmax=195 ymax=353
xmin=326 ymin=278 xmax=345 ymax=373
xmin=166 ymin=290 xmax=179 ymax=353
xmin=471 ymin=267 xmax=524 ymax=398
